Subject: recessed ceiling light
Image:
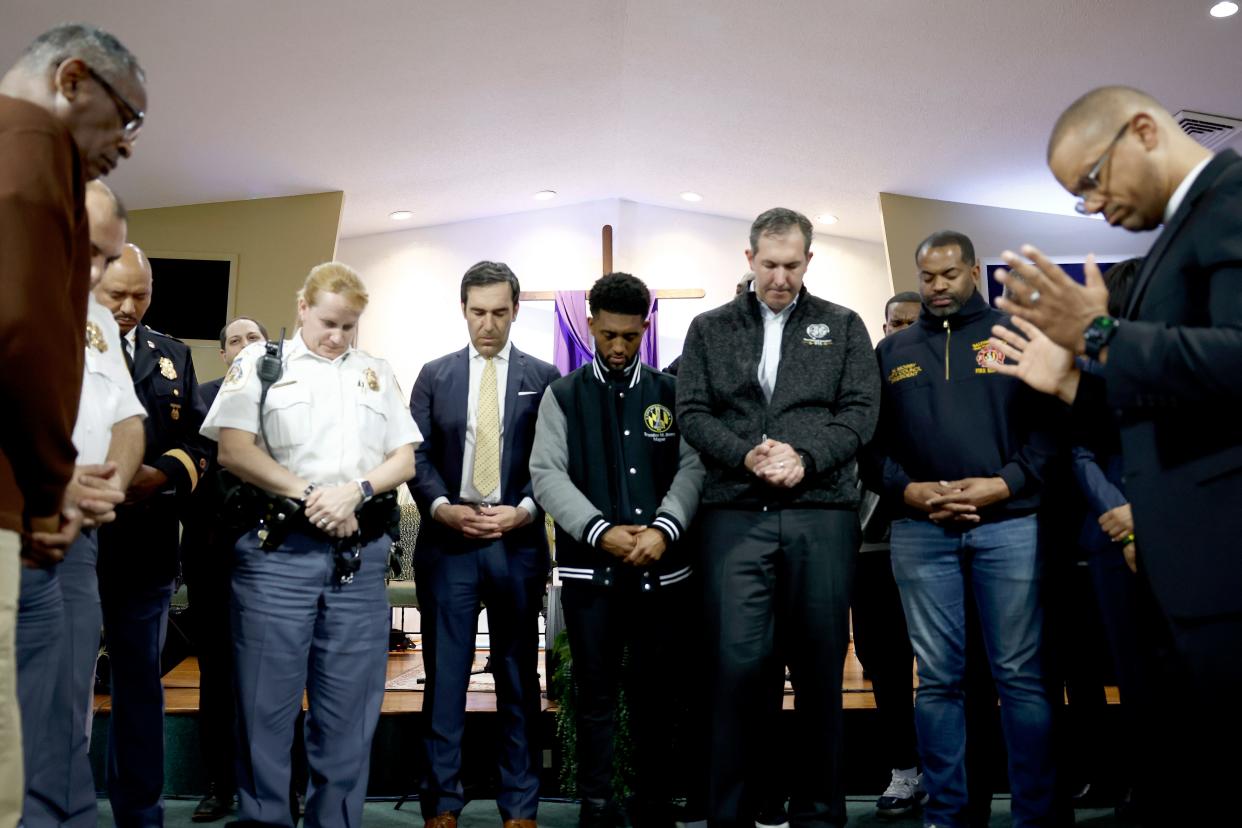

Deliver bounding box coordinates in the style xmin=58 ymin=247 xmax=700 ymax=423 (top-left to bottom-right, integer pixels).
xmin=1211 ymin=1 xmax=1238 ymax=17
xmin=816 ymin=214 xmax=839 ymax=225
xmin=680 ymin=191 xmax=703 ymax=202
xmin=533 ymin=190 xmax=557 ymax=201
xmin=389 ymin=210 xmax=414 ymax=221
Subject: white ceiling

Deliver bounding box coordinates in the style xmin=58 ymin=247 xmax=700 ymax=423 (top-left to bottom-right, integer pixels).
xmin=4 ymin=0 xmax=1239 ymax=242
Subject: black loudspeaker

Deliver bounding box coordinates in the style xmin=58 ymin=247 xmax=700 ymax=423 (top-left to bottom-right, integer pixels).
xmin=142 ymin=256 xmax=234 ymax=341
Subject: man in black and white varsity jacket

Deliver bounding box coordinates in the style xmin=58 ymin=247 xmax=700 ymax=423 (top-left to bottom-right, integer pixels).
xmin=530 ymin=273 xmax=704 ymax=828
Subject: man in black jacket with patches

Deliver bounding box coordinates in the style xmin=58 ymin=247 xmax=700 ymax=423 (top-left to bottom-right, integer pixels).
xmin=531 ymin=273 xmax=704 ymax=828
xmin=867 ymin=230 xmax=1060 ymax=828
xmin=676 ymin=208 xmax=880 ymax=828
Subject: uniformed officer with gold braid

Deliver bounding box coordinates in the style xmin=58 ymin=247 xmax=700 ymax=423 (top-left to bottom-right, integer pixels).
xmin=202 ymin=261 xmax=421 ymax=828
xmin=530 ymin=273 xmax=704 ymax=828
xmin=92 ymin=241 xmax=211 ymax=826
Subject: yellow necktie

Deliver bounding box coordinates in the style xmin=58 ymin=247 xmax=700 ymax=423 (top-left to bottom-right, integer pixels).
xmin=473 ymin=357 xmax=501 ymax=498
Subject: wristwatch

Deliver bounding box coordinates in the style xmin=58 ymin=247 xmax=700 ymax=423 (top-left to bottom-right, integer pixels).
xmin=1082 ymin=316 xmax=1120 ymax=361
xmin=354 ymin=478 xmax=375 ymax=503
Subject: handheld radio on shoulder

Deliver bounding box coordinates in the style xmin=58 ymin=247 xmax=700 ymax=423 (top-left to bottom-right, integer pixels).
xmin=258 ymin=329 xmax=285 ymax=386
xmin=257 ymin=328 xmax=286 ymax=455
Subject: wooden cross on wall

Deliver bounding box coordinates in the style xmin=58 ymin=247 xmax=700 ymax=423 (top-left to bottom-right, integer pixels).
xmin=517 ymin=224 xmax=706 ymax=302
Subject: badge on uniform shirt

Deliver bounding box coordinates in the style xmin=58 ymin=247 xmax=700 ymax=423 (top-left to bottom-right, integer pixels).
xmin=363 ymin=367 xmax=380 ymax=391
xmin=159 ymin=356 xmax=177 ymax=380
xmin=802 ymin=323 xmax=833 ymax=347
xmin=85 ymin=321 xmax=107 ymax=353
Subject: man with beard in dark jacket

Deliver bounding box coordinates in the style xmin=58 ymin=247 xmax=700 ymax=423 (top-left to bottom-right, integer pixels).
xmin=867 ymin=230 xmax=1059 ymax=828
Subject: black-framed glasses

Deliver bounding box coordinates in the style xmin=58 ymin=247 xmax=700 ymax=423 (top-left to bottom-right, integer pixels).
xmin=1074 ymin=122 xmax=1129 ymax=215
xmin=86 ymin=66 xmax=144 ymax=142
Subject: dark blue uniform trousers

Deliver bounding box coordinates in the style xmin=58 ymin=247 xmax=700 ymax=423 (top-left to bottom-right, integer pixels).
xmin=23 ymin=532 xmax=102 ymax=828
xmin=231 ymin=529 xmax=389 ymax=828
xmin=415 ymin=537 xmax=546 ymax=821
xmin=99 ymin=572 xmax=174 ymax=828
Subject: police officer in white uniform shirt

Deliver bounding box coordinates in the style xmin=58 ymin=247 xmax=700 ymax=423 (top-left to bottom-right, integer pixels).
xmin=18 ymin=180 xmax=147 ymax=828
xmin=201 ymin=262 xmax=421 ymax=828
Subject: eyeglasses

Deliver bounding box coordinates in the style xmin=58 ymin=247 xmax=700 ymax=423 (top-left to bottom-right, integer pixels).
xmin=86 ymin=66 xmax=144 ymax=143
xmin=1074 ymin=122 xmax=1129 ymax=215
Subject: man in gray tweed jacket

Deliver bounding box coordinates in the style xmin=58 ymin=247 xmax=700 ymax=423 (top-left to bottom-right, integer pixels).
xmin=676 ymin=208 xmax=880 ymax=828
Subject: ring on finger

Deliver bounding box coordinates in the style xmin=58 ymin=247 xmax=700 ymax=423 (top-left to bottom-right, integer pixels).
xmin=1029 ymin=289 xmax=1041 ymax=304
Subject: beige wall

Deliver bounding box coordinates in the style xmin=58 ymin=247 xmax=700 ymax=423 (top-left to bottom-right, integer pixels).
xmin=879 ymin=192 xmax=1157 ymax=295
xmin=126 ymin=191 xmax=344 ymax=382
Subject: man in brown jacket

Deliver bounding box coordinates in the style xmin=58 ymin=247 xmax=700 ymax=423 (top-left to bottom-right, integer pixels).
xmin=0 ymin=24 xmax=145 ymax=827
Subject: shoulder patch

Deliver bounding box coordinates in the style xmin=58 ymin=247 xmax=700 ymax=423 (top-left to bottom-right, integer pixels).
xmin=85 ymin=320 xmax=108 ymax=353
xmin=222 ymin=359 xmax=248 ymax=391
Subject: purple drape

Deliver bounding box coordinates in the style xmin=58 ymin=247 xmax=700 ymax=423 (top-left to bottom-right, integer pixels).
xmin=552 ymin=290 xmax=659 ymax=375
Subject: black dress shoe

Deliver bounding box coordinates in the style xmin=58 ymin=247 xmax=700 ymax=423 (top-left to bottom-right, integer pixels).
xmin=192 ymin=787 xmax=236 ymax=823
xmin=580 ymin=799 xmax=622 ymax=828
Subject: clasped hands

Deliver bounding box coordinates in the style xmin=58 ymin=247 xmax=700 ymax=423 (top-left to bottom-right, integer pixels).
xmin=744 ymin=439 xmax=804 ymax=488
xmin=904 ymin=477 xmax=1010 ymax=524
xmin=26 ymin=461 xmax=128 ymax=568
xmin=304 ymin=484 xmax=362 ymax=539
xmin=600 ymin=524 xmax=667 ymax=567
xmin=434 ymin=502 xmax=532 ymax=540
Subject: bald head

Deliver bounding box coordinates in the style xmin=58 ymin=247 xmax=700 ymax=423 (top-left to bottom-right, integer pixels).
xmin=1047 ymin=86 xmax=1167 ymax=163
xmin=93 ymin=243 xmax=152 ymax=335
xmin=1046 ymin=85 xmax=1211 ymax=232
xmin=85 ymin=180 xmax=127 ymax=288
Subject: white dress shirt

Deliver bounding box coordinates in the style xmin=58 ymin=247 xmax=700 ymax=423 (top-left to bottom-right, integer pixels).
xmin=757 ymin=295 xmax=798 ymax=401
xmin=429 ymin=339 xmax=536 ymax=518
xmin=201 ymin=330 xmax=422 ymax=485
xmin=1164 ymin=155 xmax=1213 ymax=224
xmin=73 ymin=295 xmax=146 ymax=465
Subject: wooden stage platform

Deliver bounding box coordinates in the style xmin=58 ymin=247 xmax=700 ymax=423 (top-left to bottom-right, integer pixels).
xmin=94 ymin=638 xmax=1121 ymax=716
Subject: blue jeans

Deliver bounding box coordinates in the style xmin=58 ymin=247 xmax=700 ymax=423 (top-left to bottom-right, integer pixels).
xmin=890 ymin=515 xmax=1053 ymax=828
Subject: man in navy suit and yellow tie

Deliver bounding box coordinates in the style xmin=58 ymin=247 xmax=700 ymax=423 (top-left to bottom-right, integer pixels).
xmin=409 ymin=261 xmax=560 ymax=828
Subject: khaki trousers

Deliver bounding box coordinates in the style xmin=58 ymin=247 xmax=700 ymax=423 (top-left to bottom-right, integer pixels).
xmin=0 ymin=528 xmax=22 ymax=828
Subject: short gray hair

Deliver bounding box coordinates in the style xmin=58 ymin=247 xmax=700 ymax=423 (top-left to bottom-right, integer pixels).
xmin=749 ymin=208 xmax=813 ymax=255
xmin=18 ymin=23 xmax=144 ymax=87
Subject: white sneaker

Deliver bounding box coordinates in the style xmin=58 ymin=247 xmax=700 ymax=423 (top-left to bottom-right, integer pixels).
xmin=875 ymin=769 xmax=927 ymax=817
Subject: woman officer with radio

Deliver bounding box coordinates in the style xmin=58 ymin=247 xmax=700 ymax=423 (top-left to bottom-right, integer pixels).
xmin=201 ymin=261 xmax=421 ymax=828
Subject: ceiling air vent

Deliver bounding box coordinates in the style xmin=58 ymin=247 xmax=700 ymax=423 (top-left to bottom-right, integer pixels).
xmin=1174 ymin=110 xmax=1242 ymax=150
